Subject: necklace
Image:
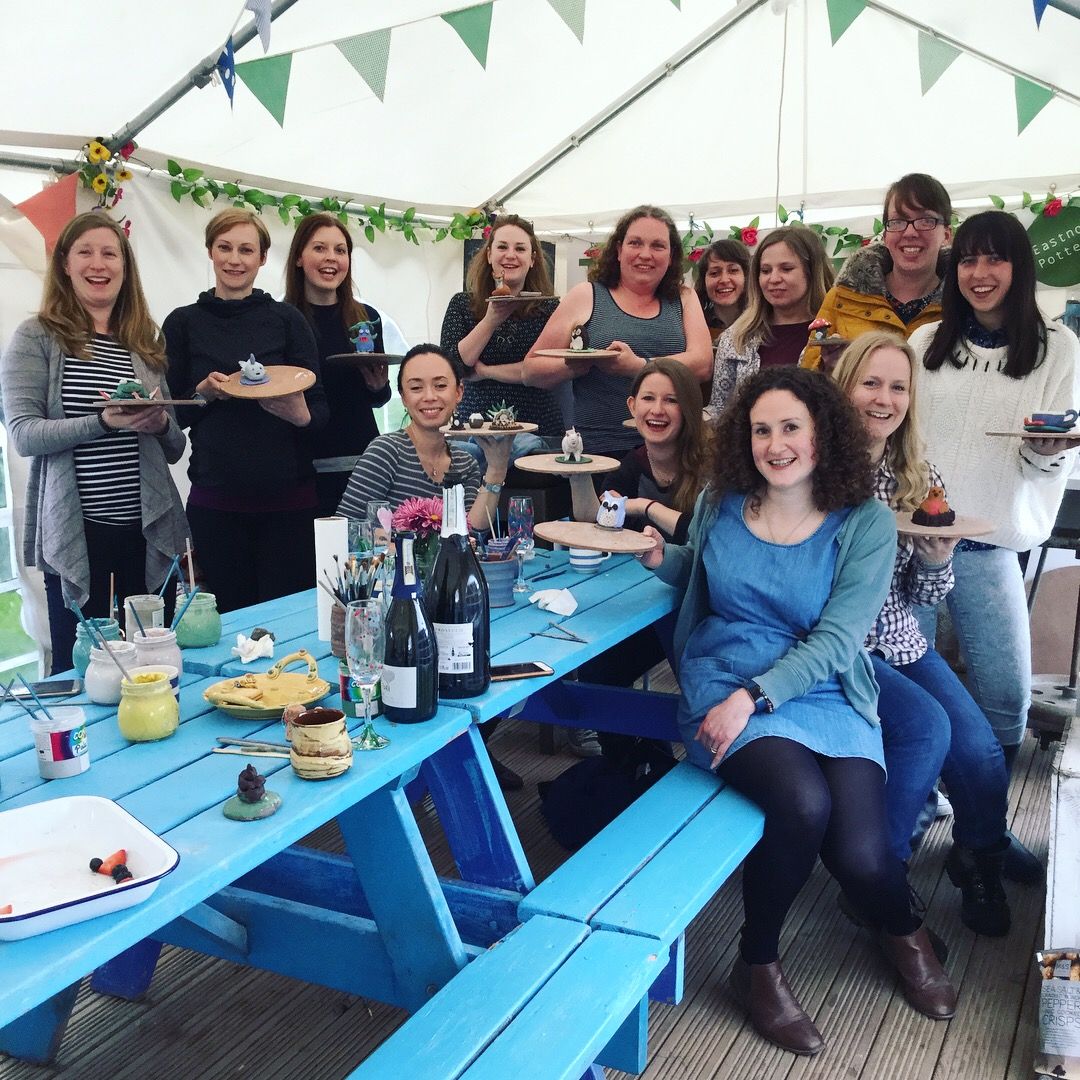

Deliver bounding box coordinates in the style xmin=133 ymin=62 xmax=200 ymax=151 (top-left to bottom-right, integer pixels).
xmin=408 ymin=430 xmax=448 ymax=484
xmin=646 ymin=451 xmax=677 ymax=488
xmin=754 ymin=498 xmax=822 ymax=545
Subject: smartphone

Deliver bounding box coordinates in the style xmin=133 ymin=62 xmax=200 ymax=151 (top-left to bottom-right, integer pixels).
xmin=8 ymin=679 xmax=83 ymax=699
xmin=490 ymin=662 xmax=554 ymax=682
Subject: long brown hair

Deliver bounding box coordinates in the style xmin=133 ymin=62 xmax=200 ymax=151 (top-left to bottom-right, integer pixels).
xmin=39 ymin=212 xmax=165 ymax=369
xmin=629 ymin=357 xmax=710 ymax=513
xmin=465 ymin=214 xmax=553 ymax=321
xmin=590 ymin=205 xmax=684 ymax=302
xmin=284 ymin=212 xmax=374 ymax=334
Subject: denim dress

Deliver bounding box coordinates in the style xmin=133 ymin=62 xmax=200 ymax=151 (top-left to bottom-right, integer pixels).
xmin=678 ymin=493 xmax=885 ymax=773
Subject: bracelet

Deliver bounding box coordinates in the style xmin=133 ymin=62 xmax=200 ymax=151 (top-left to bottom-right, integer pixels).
xmin=643 ymin=500 xmax=657 ymax=522
xmin=745 ymin=681 xmax=774 ymax=714
xmin=483 ymin=480 xmax=503 ymax=495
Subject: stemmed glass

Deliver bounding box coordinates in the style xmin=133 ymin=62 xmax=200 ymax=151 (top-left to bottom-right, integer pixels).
xmin=345 ymin=599 xmax=389 ymax=750
xmin=508 ymin=496 xmax=535 ymax=594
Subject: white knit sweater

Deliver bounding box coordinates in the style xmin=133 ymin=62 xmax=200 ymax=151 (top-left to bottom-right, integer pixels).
xmin=909 ymin=318 xmax=1080 ymax=551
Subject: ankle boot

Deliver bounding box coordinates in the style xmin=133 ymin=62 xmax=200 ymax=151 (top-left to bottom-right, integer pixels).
xmin=728 ymin=955 xmax=825 ymax=1056
xmin=998 ymin=744 xmax=1044 ymax=885
xmin=837 ymin=889 xmax=950 ymax=963
xmin=880 ymin=925 xmax=957 ymax=1019
xmin=945 ymin=842 xmax=1010 ymax=936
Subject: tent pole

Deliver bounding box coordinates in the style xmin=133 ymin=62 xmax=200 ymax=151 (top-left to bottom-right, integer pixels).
xmin=488 ymin=0 xmax=771 ymax=209
xmin=1049 ymin=0 xmax=1080 ymax=19
xmin=106 ymin=0 xmax=305 ymax=150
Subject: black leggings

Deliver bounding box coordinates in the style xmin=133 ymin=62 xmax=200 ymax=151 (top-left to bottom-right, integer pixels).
xmin=717 ymin=736 xmax=918 ymax=964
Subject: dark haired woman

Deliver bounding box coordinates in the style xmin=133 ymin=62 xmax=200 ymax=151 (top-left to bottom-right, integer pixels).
xmin=441 ymin=214 xmax=561 ymax=462
xmin=2 ymin=212 xmax=188 ymax=671
xmin=911 ymin=210 xmax=1080 ymax=883
xmin=694 ymin=238 xmax=750 ymax=343
xmin=803 ymin=172 xmax=952 ymax=371
xmin=640 ymin=366 xmax=955 ymax=1054
xmin=524 ymin=205 xmax=711 ymax=458
xmin=284 ymin=212 xmax=403 ymax=517
xmin=337 ymin=344 xmax=510 ymax=531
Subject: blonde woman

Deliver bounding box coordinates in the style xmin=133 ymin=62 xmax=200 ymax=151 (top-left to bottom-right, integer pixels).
xmin=709 ymin=227 xmax=834 ymax=413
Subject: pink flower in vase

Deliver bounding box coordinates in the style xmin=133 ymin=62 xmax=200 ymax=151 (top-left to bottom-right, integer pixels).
xmin=391 ymin=496 xmax=443 ymax=538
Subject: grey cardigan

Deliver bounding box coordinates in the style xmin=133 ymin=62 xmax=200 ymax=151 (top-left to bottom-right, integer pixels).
xmin=0 ymin=317 xmax=189 ymax=605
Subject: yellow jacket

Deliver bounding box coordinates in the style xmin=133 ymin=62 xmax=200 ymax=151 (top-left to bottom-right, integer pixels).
xmin=801 ymin=244 xmax=944 ymax=370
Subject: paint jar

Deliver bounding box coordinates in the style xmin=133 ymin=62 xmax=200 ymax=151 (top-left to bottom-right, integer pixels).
xmin=117 ymin=672 xmax=179 ymax=742
xmin=72 ymin=618 xmax=122 ymax=677
xmin=31 ymin=706 xmax=89 ymax=779
xmin=174 ymin=592 xmax=221 ymax=649
xmin=84 ymin=641 xmax=140 ymax=705
xmin=479 ymin=558 xmax=516 ymax=607
xmin=128 ymin=664 xmax=180 ymax=702
xmin=133 ymin=629 xmax=183 ymax=696
xmin=124 ymin=594 xmax=165 ymax=641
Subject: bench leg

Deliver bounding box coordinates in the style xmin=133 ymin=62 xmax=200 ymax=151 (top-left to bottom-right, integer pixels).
xmin=0 ymin=982 xmax=79 ymax=1064
xmin=90 ymin=937 xmax=164 ymax=1000
xmin=423 ymin=725 xmax=535 ymax=893
xmin=648 ymin=936 xmax=684 ymax=1005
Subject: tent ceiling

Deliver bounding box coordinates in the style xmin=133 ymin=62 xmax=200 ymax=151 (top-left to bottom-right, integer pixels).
xmin=2 ymin=0 xmax=1079 ymax=230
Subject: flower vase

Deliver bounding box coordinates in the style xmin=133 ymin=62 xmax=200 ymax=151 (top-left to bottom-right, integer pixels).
xmin=415 ymin=532 xmax=440 ymax=590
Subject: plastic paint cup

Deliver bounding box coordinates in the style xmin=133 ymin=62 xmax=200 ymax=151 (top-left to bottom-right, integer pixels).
xmin=31 ymin=706 xmax=89 ymax=779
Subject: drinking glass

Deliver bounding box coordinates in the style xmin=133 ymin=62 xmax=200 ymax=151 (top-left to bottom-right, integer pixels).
xmin=508 ymin=496 xmax=535 ymax=594
xmin=366 ymin=502 xmax=393 ymax=555
xmin=345 ymin=600 xmax=389 ymax=750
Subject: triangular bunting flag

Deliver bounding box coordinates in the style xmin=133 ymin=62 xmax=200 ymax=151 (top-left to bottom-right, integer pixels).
xmin=244 ymin=0 xmax=272 ymax=52
xmin=546 ymin=0 xmax=586 ymax=42
xmin=917 ymin=32 xmax=960 ymax=94
xmin=236 ymin=53 xmax=292 ymax=126
xmin=1034 ymin=0 xmax=1049 ymax=26
xmin=668 ymin=0 xmax=681 ymax=8
xmin=14 ymin=173 xmax=78 ymax=254
xmin=336 ymin=29 xmax=392 ymax=101
xmin=442 ymin=4 xmax=493 ymax=68
xmin=1015 ymin=76 xmax=1054 ymax=133
xmin=826 ymin=0 xmax=866 ymax=44
xmin=217 ymin=38 xmax=236 ymax=106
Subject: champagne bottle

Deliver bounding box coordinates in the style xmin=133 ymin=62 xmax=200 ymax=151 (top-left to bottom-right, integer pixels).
xmin=381 ymin=531 xmax=438 ymax=723
xmin=426 ymin=472 xmax=491 ymax=697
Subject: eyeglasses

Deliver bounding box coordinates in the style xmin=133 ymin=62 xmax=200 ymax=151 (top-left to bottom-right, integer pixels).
xmin=883 ymin=216 xmax=945 ymax=233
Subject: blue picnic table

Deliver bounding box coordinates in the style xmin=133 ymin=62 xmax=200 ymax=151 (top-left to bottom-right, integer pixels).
xmin=0 ymin=551 xmax=764 ymax=1077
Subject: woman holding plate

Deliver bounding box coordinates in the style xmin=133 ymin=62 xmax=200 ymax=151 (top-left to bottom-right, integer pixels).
xmin=164 ymin=208 xmax=327 ymax=613
xmin=523 ymin=205 xmax=711 ymax=459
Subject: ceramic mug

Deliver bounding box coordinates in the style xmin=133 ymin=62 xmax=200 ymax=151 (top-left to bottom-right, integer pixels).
xmin=1029 ymin=409 xmax=1078 ymax=428
xmin=569 ymin=548 xmax=611 ymax=573
xmin=286 ymin=706 xmax=352 ymax=780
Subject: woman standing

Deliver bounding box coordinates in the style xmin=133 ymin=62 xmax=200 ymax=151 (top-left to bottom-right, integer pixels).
xmin=911 ymin=210 xmax=1080 ymax=882
xmin=524 ymin=205 xmax=711 ymax=458
xmin=709 ymin=227 xmax=834 ymax=413
xmin=164 ymin=208 xmax=328 ymax=613
xmin=441 ymin=214 xmax=561 ymax=460
xmin=1 ymin=213 xmax=188 ymax=671
xmin=833 ymin=331 xmax=1011 ymax=935
xmin=284 ymin=212 xmax=399 ymax=518
xmin=693 ymin=239 xmax=750 ymax=344
xmin=641 ymin=366 xmax=955 ymax=1054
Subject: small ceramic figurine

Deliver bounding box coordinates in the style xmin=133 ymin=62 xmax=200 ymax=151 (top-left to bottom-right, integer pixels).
xmin=596 ymin=490 xmax=627 ymax=530
xmin=911 ymin=486 xmax=956 ymax=527
xmin=239 ymin=353 xmax=270 ymax=385
xmin=569 ymin=325 xmax=587 ymax=351
xmin=809 ymin=317 xmax=832 ymax=343
xmin=111 ymin=378 xmax=148 ymax=400
xmin=491 ymin=275 xmax=512 ymax=298
xmin=222 ymin=764 xmax=282 ymax=820
xmin=1025 ymin=408 xmax=1078 ymax=433
xmin=469 ymin=412 xmax=485 ymax=429
xmin=449 ymin=412 xmax=466 ymax=431
xmin=349 ymin=321 xmax=376 ymax=354
xmin=558 ymin=427 xmax=590 ymax=464
xmin=487 ymin=401 xmax=520 ymax=431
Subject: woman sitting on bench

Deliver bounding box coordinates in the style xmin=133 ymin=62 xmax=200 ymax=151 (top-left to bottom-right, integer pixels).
xmin=639 ymin=366 xmax=956 ymax=1056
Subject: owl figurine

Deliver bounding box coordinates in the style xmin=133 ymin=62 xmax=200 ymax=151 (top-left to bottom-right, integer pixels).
xmin=595 ymin=490 xmax=627 ymax=530
xmin=561 ymin=427 xmax=584 ymax=462
xmin=569 ymin=325 xmax=587 ymax=351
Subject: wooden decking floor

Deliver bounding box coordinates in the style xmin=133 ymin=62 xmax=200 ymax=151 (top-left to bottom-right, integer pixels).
xmin=1 ymin=677 xmax=1052 ymax=1080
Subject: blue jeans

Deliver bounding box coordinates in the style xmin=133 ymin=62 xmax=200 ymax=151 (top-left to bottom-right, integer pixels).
xmin=873 ymin=649 xmax=1008 ymax=854
xmin=915 ymin=547 xmax=1030 ymax=750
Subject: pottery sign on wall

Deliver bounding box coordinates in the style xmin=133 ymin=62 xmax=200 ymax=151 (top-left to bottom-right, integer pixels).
xmin=1029 ymin=206 xmax=1080 ymax=287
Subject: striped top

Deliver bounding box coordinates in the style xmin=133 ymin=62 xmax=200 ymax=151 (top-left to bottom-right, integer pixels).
xmin=575 ymin=284 xmax=685 ymax=455
xmin=337 ymin=431 xmax=481 ymax=520
xmin=62 ymin=336 xmax=141 ymax=524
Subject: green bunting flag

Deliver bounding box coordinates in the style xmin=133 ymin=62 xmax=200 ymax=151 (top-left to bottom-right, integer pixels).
xmin=547 ymin=0 xmax=587 ymax=42
xmin=1015 ymin=75 xmax=1054 ymax=133
xmin=236 ymin=53 xmax=292 ymax=126
xmin=337 ymin=28 xmax=392 ymax=101
xmin=668 ymin=0 xmax=681 ymax=8
xmin=442 ymin=4 xmax=494 ymax=68
xmin=826 ymin=0 xmax=866 ymax=45
xmin=917 ymin=32 xmax=960 ymax=94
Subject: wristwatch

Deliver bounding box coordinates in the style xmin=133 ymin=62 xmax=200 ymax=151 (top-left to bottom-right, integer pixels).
xmin=483 ymin=480 xmax=503 ymax=495
xmin=745 ymin=681 xmax=774 ymax=713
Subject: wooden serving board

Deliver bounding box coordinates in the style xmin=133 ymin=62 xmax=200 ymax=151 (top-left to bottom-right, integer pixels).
xmin=485 ymin=292 xmax=555 ymax=304
xmin=535 ymin=519 xmax=656 ymax=553
xmin=894 ymin=511 xmax=995 ymax=539
xmin=809 ymin=335 xmax=849 ymax=347
xmin=441 ymin=421 xmax=539 ymax=438
xmin=514 ymin=452 xmax=620 ymax=475
xmin=324 ymin=352 xmax=404 ymax=366
xmin=986 ymin=430 xmax=1080 ymax=440
xmin=90 ymin=398 xmax=204 ymax=409
xmin=534 ymin=349 xmax=619 ymax=361
xmin=219 ymin=366 xmax=316 ymax=400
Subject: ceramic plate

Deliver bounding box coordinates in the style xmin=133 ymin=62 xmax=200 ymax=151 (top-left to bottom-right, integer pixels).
xmin=0 ymin=796 xmax=179 ymax=940
xmin=894 ymin=511 xmax=995 ymax=538
xmin=219 ymin=366 xmax=316 ymax=400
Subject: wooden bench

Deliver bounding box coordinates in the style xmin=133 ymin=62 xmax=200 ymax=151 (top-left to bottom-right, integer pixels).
xmin=354 ymin=914 xmax=662 ymax=1080
xmin=518 ymin=761 xmax=765 ymax=1071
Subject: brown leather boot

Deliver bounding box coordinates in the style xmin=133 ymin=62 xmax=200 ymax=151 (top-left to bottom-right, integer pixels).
xmin=728 ymin=955 xmax=825 ymax=1056
xmin=880 ymin=925 xmax=957 ymax=1019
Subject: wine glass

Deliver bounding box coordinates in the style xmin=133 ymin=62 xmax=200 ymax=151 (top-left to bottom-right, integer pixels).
xmin=345 ymin=600 xmax=389 ymax=750
xmin=508 ymin=496 xmax=535 ymax=594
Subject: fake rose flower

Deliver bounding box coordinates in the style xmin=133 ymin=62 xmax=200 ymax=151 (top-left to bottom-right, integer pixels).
xmin=861 ymin=236 xmax=872 ymax=246
xmin=119 ymin=141 xmax=136 ymax=160
xmin=87 ymin=140 xmax=111 ymax=163
xmin=482 ymin=225 xmax=492 ymax=239
xmin=583 ymin=246 xmax=601 ymax=259
xmin=688 ymin=248 xmax=704 ymax=263
xmin=741 ymin=227 xmax=758 ymax=247
xmin=1044 ymin=197 xmax=1064 ymax=217
xmin=392 ymin=496 xmax=443 ymax=538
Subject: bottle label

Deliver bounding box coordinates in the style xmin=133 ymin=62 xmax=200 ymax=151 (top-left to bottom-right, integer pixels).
xmin=401 ymin=537 xmax=416 ymax=587
xmin=433 ymin=622 xmax=474 ymax=674
xmin=442 ymin=482 xmax=467 ymax=538
xmin=381 ymin=664 xmax=417 ymax=708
